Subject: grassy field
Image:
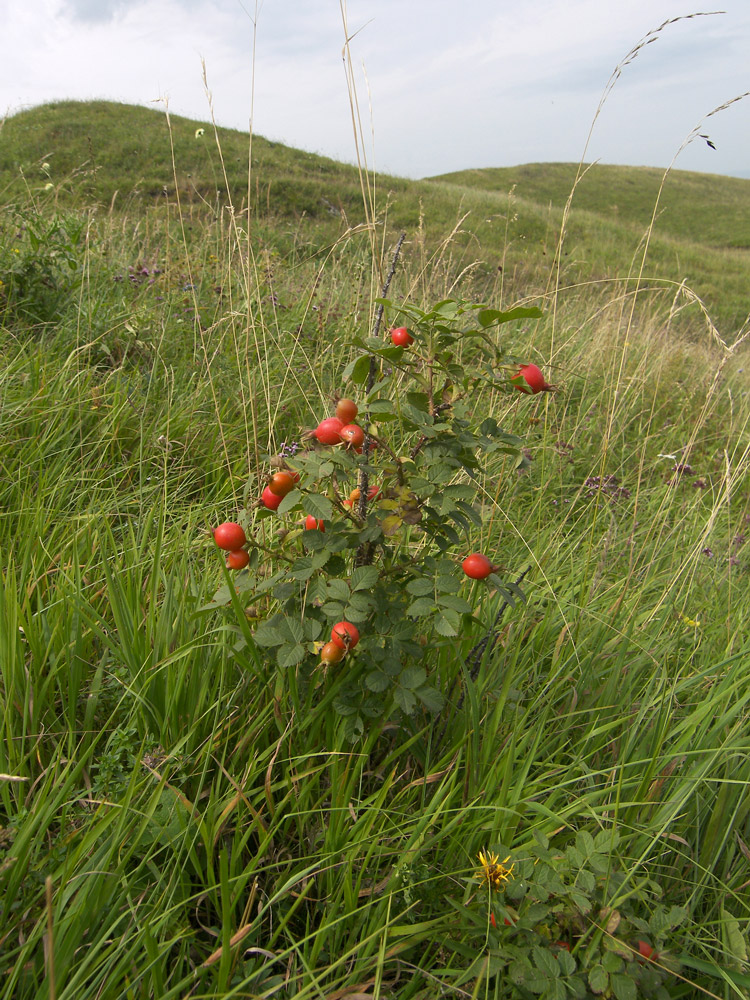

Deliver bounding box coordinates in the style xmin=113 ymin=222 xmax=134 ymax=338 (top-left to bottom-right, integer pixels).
xmin=1 ymin=100 xmax=750 ymax=1000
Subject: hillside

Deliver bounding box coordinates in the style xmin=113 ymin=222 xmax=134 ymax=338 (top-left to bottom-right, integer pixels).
xmin=430 ymin=162 xmax=750 ymax=251
xmin=1 ymin=100 xmax=749 ymax=329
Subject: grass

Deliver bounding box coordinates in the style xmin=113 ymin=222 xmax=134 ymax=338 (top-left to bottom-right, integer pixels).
xmin=1 ymin=98 xmax=750 ymax=998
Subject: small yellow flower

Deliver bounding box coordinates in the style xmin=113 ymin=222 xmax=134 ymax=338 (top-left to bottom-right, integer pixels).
xmin=475 ymin=849 xmax=515 ymax=891
xmin=677 ymin=612 xmax=701 ymax=628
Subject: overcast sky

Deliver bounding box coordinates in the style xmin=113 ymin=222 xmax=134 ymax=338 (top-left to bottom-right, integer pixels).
xmin=1 ymin=0 xmax=749 ymax=179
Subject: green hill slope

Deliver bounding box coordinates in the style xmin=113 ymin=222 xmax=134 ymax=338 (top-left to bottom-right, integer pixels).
xmin=1 ymin=100 xmax=748 ymax=329
xmin=429 ymin=162 xmax=750 ymax=250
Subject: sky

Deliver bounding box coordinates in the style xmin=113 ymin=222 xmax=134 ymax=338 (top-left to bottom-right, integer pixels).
xmin=1 ymin=0 xmax=749 ymax=180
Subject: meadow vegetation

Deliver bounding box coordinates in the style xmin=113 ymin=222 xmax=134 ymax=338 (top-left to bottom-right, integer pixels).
xmin=0 ymin=99 xmax=749 ymax=999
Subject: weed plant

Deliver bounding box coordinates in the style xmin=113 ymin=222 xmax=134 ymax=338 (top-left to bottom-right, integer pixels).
xmin=1 ymin=58 xmax=750 ymax=1000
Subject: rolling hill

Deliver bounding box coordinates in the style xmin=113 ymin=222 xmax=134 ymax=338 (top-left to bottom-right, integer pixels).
xmin=1 ymin=100 xmax=749 ymax=329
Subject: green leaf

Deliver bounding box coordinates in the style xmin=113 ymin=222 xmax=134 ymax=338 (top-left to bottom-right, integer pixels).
xmin=576 ymin=829 xmax=596 ymax=858
xmin=277 ymin=643 xmax=306 ymax=668
xmin=415 ymin=685 xmax=443 ymax=712
xmin=588 ymin=965 xmax=608 ymax=995
xmin=533 ymin=947 xmax=560 ymax=977
xmin=557 ymin=949 xmax=576 ymax=976
xmin=566 ymin=846 xmax=585 ymax=868
xmin=290 ymin=557 xmax=317 ymax=581
xmin=400 ymin=667 xmax=427 ymax=689
xmin=346 ymin=591 xmax=375 ymax=613
xmin=253 ymin=623 xmax=284 ymax=647
xmin=394 ymin=686 xmax=417 ymax=714
xmin=443 ymin=483 xmax=477 ymax=501
xmin=326 ymin=578 xmax=351 ymax=601
xmin=406 ymin=392 xmax=430 ymax=411
xmin=406 ymin=578 xmax=433 ymax=597
xmin=407 ymin=597 xmax=436 ymax=617
xmin=351 ymin=565 xmax=379 ymax=591
xmin=280 ymin=617 xmax=304 ymax=643
xmin=666 ymin=904 xmax=688 ymax=929
xmin=367 ymin=398 xmax=395 ymax=414
xmin=434 ymin=610 xmax=460 ymax=636
xmin=570 ymin=891 xmax=592 ymax=914
xmin=365 ymin=670 xmax=390 ymax=692
xmin=305 ymin=493 xmax=334 ymax=519
xmin=594 ymin=828 xmax=619 ymax=853
xmin=344 ymin=354 xmax=372 ymax=384
xmin=478 ymin=305 xmax=542 ymax=326
xmin=437 ymin=593 xmax=473 ymax=613
xmin=610 ymin=973 xmax=636 ymax=1000
xmin=277 ymin=488 xmax=302 ymax=514
xmin=601 ymin=951 xmax=624 ymax=974
xmin=332 ymin=695 xmax=359 ymax=717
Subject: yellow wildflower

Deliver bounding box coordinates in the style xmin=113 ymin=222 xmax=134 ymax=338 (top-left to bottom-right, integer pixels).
xmin=475 ymin=849 xmax=515 ymax=891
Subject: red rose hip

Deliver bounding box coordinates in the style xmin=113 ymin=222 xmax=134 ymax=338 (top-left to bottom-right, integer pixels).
xmin=390 ymin=326 xmax=414 ymax=347
xmin=226 ymin=549 xmax=250 ymax=570
xmin=314 ymin=417 xmax=344 ymax=445
xmin=214 ymin=522 xmax=247 ymax=551
xmin=261 ymin=486 xmax=283 ymax=511
xmin=462 ymin=553 xmax=493 ymax=579
xmin=330 ymin=621 xmax=360 ymax=650
xmin=513 ymin=363 xmax=548 ymax=394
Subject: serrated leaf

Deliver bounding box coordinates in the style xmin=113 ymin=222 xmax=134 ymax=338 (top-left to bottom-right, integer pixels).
xmin=394 ymin=686 xmax=417 ymax=714
xmin=533 ymin=947 xmax=560 ymax=977
xmin=326 ymin=578 xmax=351 ymax=601
xmin=341 ymin=605 xmax=369 ymax=623
xmin=279 ymin=617 xmax=304 ymax=643
xmin=557 ymin=949 xmax=576 ymax=976
xmin=576 ymin=830 xmax=596 ymax=858
xmin=434 ymin=610 xmax=460 ymax=636
xmin=365 ymin=670 xmax=390 ymax=692
xmin=253 ymin=623 xmax=284 ymax=647
xmin=406 ymin=578 xmax=433 ymax=596
xmin=351 ymin=565 xmax=379 ymax=591
xmin=666 ymin=904 xmax=687 ymax=929
xmin=277 ymin=488 xmax=302 ymax=514
xmin=610 ymin=973 xmax=636 ymax=1000
xmin=415 ymin=685 xmax=443 ymax=712
xmin=570 ymin=891 xmax=592 ymax=914
xmin=601 ymin=951 xmax=624 ymax=974
xmin=435 ymin=573 xmax=460 ymax=593
xmin=443 ymin=483 xmax=477 ymax=501
xmin=276 ymin=643 xmax=306 ymax=668
xmin=594 ymin=828 xmax=618 ymax=853
xmin=305 ymin=493 xmax=334 ymax=519
xmin=303 ymin=619 xmax=324 ymax=641
xmin=400 ymin=666 xmax=427 ymax=689
xmin=566 ymin=846 xmax=585 ymax=868
xmin=290 ymin=557 xmax=316 ymax=581
xmin=332 ymin=695 xmax=358 ymax=716
xmin=588 ymin=964 xmax=608 ymax=994
xmin=407 ymin=597 xmax=435 ymax=617
xmin=346 ymin=591 xmax=375 ymax=612
xmin=437 ymin=593 xmax=473 ymax=613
